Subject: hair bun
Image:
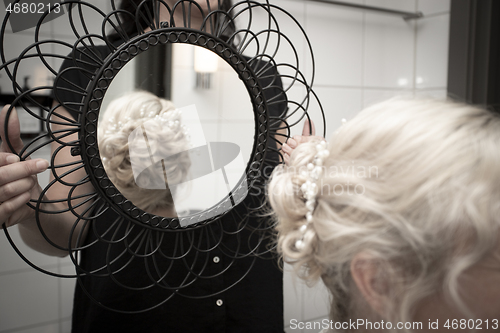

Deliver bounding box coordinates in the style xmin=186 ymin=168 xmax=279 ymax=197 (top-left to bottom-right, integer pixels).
xmin=269 ymin=139 xmax=328 ymax=280
xmin=98 ymin=91 xmax=191 ymax=212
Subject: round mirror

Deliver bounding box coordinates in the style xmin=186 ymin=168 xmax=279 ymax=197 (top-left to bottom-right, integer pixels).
xmin=97 ymin=42 xmax=255 ymax=225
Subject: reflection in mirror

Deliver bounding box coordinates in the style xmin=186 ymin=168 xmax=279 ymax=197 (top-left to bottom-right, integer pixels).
xmin=98 ymin=44 xmax=254 ymax=222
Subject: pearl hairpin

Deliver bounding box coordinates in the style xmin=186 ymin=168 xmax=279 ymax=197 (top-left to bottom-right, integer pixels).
xmin=104 ymin=107 xmax=186 ymax=134
xmin=295 ymin=140 xmax=329 ymax=250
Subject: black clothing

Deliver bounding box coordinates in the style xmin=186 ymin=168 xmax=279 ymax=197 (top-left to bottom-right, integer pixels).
xmin=55 ymin=42 xmax=286 ymax=333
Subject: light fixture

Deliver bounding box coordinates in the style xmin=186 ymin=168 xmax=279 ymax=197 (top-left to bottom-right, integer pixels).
xmin=194 ymin=46 xmax=218 ymax=89
xmin=397 ymin=77 xmax=408 ymax=87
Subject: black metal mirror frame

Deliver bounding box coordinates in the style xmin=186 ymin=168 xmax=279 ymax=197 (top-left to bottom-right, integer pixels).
xmin=0 ymin=0 xmax=326 ymax=312
xmin=83 ymin=28 xmax=268 ymax=230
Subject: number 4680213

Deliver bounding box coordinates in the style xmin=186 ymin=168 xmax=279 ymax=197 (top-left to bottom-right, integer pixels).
xmin=6 ymin=2 xmax=61 ymax=14
xmin=443 ymin=319 xmax=499 ymax=330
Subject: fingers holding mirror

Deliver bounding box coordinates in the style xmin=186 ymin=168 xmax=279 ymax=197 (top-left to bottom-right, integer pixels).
xmin=0 ymin=105 xmax=24 ymax=154
xmin=282 ymin=119 xmax=324 ymax=165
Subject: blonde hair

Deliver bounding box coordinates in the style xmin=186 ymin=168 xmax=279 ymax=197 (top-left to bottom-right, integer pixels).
xmin=269 ymin=98 xmax=500 ymax=327
xmin=98 ymin=91 xmax=190 ymax=212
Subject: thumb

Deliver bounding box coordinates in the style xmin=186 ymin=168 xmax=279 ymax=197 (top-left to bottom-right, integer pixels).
xmin=0 ymin=105 xmax=24 ymax=154
xmin=301 ymin=118 xmax=316 ymax=136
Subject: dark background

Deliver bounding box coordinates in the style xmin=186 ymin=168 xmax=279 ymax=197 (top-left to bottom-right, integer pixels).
xmin=447 ymin=0 xmax=500 ymax=112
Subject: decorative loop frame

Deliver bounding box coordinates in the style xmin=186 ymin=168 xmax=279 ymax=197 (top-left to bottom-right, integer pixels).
xmin=0 ymin=0 xmax=325 ymax=312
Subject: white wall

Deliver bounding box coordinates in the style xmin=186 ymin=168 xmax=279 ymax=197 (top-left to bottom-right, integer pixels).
xmin=0 ymin=1 xmax=450 ymax=332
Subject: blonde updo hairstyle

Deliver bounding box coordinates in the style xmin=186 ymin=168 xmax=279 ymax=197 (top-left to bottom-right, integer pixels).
xmin=98 ymin=91 xmax=190 ymax=212
xmin=268 ymin=98 xmax=500 ymax=327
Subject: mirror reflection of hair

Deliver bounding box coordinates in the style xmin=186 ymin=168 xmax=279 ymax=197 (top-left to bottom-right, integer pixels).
xmin=98 ymin=90 xmax=191 ymax=217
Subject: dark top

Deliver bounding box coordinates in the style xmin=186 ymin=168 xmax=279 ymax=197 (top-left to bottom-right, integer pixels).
xmin=55 ymin=41 xmax=287 ymax=333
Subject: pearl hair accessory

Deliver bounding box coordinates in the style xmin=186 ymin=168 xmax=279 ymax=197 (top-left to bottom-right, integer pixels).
xmin=295 ymin=139 xmax=330 ymax=250
xmin=104 ymin=106 xmax=190 ymax=142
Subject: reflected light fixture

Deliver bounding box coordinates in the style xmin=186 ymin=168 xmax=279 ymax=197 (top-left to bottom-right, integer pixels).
xmin=194 ymin=46 xmax=219 ymax=89
xmin=397 ymin=77 xmax=408 ymax=87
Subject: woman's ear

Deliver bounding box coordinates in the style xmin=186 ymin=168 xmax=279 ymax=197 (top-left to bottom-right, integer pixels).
xmin=350 ymin=252 xmax=391 ymax=317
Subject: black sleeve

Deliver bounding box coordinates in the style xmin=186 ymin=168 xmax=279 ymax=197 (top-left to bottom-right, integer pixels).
xmin=252 ymin=59 xmax=287 ymax=169
xmin=53 ymin=45 xmax=112 ymax=121
xmin=257 ymin=61 xmax=287 ymax=122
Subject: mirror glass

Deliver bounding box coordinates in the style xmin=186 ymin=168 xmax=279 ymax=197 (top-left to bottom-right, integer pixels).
xmin=98 ymin=43 xmax=254 ymax=222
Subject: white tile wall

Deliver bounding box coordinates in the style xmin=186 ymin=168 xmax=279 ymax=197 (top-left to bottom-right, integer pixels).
xmin=219 ymin=67 xmax=254 ymax=121
xmin=283 ymin=86 xmax=362 ymax=140
xmin=415 ymin=14 xmax=450 ymax=89
xmin=0 ymin=0 xmax=450 ymax=331
xmin=283 ymin=264 xmax=303 ymax=328
xmin=363 ymin=88 xmax=413 ymax=108
xmin=306 ymin=0 xmax=364 ymax=87
xmin=59 ymin=263 xmax=76 ymax=323
xmin=0 ymin=226 xmax=58 ymax=273
xmin=0 ymin=270 xmax=59 ymax=331
xmin=363 ymin=1 xmax=416 ymax=89
xmin=171 ymin=67 xmax=221 ymax=120
xmin=313 ymin=87 xmax=362 ymax=139
xmin=7 ymin=322 xmax=60 ymax=333
xmin=415 ymin=88 xmax=447 ymax=99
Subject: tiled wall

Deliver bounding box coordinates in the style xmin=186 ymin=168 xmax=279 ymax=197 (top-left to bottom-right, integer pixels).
xmin=0 ymin=0 xmax=450 ymax=332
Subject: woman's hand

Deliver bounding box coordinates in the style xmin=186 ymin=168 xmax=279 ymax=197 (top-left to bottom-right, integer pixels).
xmin=281 ymin=119 xmax=324 ymax=165
xmin=0 ymin=105 xmax=49 ymax=228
